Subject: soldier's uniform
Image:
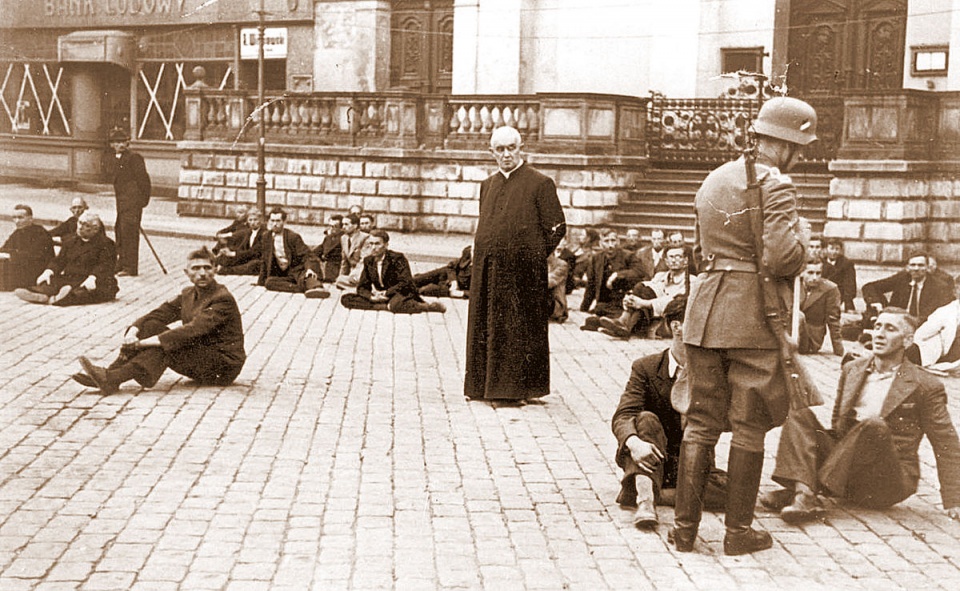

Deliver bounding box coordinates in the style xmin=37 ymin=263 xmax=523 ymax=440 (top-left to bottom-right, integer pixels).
xmin=671 ymin=96 xmax=817 ymax=557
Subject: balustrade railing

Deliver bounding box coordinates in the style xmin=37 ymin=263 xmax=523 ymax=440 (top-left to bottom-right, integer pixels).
xmin=646 ymin=97 xmax=759 ymax=164
xmin=184 ymin=90 xmax=646 ymax=155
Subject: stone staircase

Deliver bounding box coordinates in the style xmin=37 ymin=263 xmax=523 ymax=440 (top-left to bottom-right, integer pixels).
xmin=611 ymin=167 xmax=832 ymax=239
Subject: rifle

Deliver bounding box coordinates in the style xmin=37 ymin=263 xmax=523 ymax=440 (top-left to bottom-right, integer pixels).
xmin=744 ymin=135 xmax=823 ymax=410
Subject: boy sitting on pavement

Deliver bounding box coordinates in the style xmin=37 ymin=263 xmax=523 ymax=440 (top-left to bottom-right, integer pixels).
xmin=341 ymin=229 xmax=446 ymax=314
xmin=760 ymin=307 xmax=960 ymax=523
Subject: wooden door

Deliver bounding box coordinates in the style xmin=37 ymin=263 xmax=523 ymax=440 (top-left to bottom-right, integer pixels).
xmin=787 ymin=0 xmax=907 ymax=96
xmin=391 ymin=0 xmax=453 ymax=93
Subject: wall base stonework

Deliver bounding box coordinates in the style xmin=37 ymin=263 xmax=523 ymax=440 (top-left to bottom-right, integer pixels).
xmin=825 ymin=160 xmax=960 ymax=267
xmin=176 ymin=141 xmax=646 ymax=234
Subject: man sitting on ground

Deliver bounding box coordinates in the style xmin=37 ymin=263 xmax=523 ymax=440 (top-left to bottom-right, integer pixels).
xmin=335 ymin=213 xmax=369 ymax=290
xmin=862 ymin=251 xmax=952 ymax=325
xmin=612 ymin=296 xmax=727 ymax=529
xmin=797 ymin=257 xmax=845 ymax=356
xmin=414 ymin=245 xmax=472 ymax=298
xmin=15 ymin=212 xmax=118 ymax=306
xmin=341 ymin=229 xmax=446 ymax=314
xmin=760 ymin=307 xmax=960 ymax=523
xmin=1 ymin=204 xmax=54 ymax=289
xmin=580 ymin=228 xmax=646 ymax=331
xmin=72 ymin=247 xmax=245 ymax=394
xmin=908 ymin=275 xmax=960 ymax=374
xmin=599 ymin=245 xmax=695 ymax=339
xmin=213 ymin=205 xmax=249 ymax=254
xmin=217 ymin=209 xmax=264 ymax=276
xmin=822 ymin=237 xmax=858 ymax=312
xmin=50 ymin=197 xmax=89 ymax=243
xmin=314 ymin=213 xmax=343 ymax=282
xmin=666 ymin=230 xmax=698 ymax=275
xmin=258 ymin=207 xmax=329 ymax=298
xmin=359 ymin=213 xmax=376 ymax=233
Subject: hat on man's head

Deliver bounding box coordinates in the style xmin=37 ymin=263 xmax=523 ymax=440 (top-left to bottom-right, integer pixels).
xmin=108 ymin=127 xmax=130 ymax=142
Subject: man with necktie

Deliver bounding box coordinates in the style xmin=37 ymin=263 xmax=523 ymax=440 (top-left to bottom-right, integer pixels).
xmin=862 ymin=251 xmax=952 ymax=325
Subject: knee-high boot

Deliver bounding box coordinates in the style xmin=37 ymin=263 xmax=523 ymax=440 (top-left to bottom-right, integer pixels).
xmin=668 ymin=442 xmax=713 ymax=552
xmin=723 ymin=448 xmax=773 ymax=556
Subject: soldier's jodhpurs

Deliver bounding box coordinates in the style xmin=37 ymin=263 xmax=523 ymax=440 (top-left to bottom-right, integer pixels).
xmin=682 ymin=344 xmax=782 ymax=452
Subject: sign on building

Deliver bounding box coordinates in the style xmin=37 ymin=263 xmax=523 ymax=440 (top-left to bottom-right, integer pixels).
xmin=239 ymin=27 xmax=288 ymax=60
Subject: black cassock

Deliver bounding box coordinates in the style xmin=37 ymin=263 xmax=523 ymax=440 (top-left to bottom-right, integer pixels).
xmin=465 ymin=163 xmax=566 ymax=400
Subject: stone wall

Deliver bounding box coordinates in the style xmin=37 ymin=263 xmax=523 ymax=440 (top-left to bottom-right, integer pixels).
xmin=825 ymin=160 xmax=960 ymax=266
xmin=176 ymin=142 xmax=645 ymax=234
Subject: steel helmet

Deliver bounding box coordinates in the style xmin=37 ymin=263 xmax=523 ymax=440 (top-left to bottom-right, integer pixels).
xmin=752 ymin=97 xmax=818 ymax=146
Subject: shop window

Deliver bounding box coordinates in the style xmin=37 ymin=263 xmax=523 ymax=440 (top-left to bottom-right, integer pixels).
xmin=912 ymin=45 xmax=948 ymax=76
xmin=721 ymin=47 xmax=765 ymax=74
xmin=239 ymin=59 xmax=287 ymax=92
xmin=0 ymin=62 xmax=71 ymax=136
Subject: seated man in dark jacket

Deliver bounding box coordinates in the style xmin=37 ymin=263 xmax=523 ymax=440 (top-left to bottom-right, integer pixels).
xmin=822 ymin=237 xmax=857 ymax=312
xmin=797 ymin=258 xmax=845 ymax=356
xmin=313 ymin=213 xmax=344 ymax=282
xmin=1 ymin=204 xmax=54 ymax=289
xmin=15 ymin=213 xmax=118 ymax=306
xmin=580 ymin=228 xmax=647 ymax=331
xmin=342 ymin=229 xmax=446 ymax=314
xmin=414 ymin=245 xmax=472 ymax=298
xmin=72 ymin=247 xmax=246 ymax=395
xmin=212 ymin=204 xmax=249 ymax=254
xmin=861 ymin=251 xmax=952 ymax=325
xmin=761 ymin=307 xmax=960 ymax=524
xmin=217 ymin=209 xmax=265 ymax=276
xmin=611 ymin=296 xmax=726 ymax=529
xmin=258 ymin=207 xmax=329 ymax=298
xmin=49 ymin=197 xmax=89 ymax=243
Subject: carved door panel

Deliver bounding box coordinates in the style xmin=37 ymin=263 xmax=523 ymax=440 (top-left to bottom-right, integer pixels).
xmin=391 ymin=0 xmax=453 ymax=93
xmin=788 ymin=0 xmax=906 ymax=96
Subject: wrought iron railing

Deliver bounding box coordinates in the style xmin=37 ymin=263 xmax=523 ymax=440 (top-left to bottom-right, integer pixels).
xmin=646 ymin=97 xmax=759 ymax=164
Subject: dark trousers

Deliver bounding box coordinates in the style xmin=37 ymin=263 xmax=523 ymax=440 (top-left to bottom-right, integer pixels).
xmin=217 ymin=250 xmax=261 ymax=276
xmin=263 ymin=266 xmax=323 ymax=293
xmin=341 ymin=292 xmax=423 ymax=314
xmin=617 ymin=411 xmax=726 ymax=509
xmin=110 ymin=319 xmax=242 ymax=388
xmin=115 ymin=207 xmax=142 ymax=274
xmin=414 ymin=267 xmax=453 ymax=297
xmin=772 ymin=407 xmax=909 ymax=508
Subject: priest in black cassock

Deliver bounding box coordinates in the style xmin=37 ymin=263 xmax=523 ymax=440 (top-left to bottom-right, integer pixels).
xmin=465 ymin=126 xmax=566 ymax=403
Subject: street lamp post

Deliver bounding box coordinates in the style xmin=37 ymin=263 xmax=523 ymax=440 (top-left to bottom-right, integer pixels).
xmin=255 ymin=0 xmax=267 ymax=216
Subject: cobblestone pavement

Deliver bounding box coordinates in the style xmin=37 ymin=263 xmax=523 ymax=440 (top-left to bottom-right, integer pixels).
xmin=2 ymin=228 xmax=960 ymax=591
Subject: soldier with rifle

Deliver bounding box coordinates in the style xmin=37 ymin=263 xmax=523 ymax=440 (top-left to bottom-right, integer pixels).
xmin=670 ymin=94 xmax=818 ymax=556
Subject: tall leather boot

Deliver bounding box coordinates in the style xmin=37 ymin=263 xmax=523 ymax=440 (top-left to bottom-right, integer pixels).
xmin=723 ymin=448 xmax=773 ymax=556
xmin=668 ymin=442 xmax=713 ymax=552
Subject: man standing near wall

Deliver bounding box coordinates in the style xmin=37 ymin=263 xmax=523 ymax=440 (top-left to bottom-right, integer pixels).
xmin=672 ymin=98 xmax=816 ymax=556
xmin=109 ymin=128 xmax=151 ymax=277
xmin=465 ymin=126 xmax=566 ymax=404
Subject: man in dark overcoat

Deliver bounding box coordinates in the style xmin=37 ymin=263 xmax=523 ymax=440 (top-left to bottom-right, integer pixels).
xmin=49 ymin=197 xmax=89 ymax=243
xmin=108 ymin=128 xmax=151 ymax=276
xmin=465 ymin=126 xmax=566 ymax=403
xmin=1 ymin=204 xmax=54 ymax=289
xmin=672 ymin=97 xmax=815 ymax=556
xmin=15 ymin=212 xmax=118 ymax=306
xmin=314 ymin=214 xmax=344 ymax=282
xmin=72 ymin=247 xmax=245 ymax=394
xmin=341 ymin=229 xmax=445 ymax=314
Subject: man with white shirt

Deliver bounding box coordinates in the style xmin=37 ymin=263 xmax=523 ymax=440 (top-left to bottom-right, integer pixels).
xmin=335 ymin=213 xmax=370 ymax=290
xmin=600 ymin=245 xmax=696 ymax=339
xmin=340 ymin=229 xmax=445 ymax=314
xmin=217 ymin=209 xmax=265 ymax=275
xmin=862 ymin=251 xmax=952 ymax=325
xmin=635 ymin=229 xmax=666 ymax=280
xmin=761 ymin=307 xmax=960 ymax=523
xmin=611 ymin=296 xmax=726 ymax=529
xmin=257 ymin=207 xmax=329 ymax=298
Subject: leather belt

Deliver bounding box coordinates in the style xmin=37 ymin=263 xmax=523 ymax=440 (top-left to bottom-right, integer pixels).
xmin=703 ymin=257 xmax=758 ymax=273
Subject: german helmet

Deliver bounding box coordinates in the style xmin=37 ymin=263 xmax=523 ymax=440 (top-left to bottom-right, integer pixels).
xmin=752 ymin=97 xmax=818 ymax=146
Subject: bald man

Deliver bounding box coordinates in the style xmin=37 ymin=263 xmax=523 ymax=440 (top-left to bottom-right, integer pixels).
xmin=465 ymin=126 xmax=566 ymax=403
xmin=15 ymin=212 xmax=118 ymax=306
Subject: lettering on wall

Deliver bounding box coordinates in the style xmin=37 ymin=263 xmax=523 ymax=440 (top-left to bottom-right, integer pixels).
xmin=43 ymin=0 xmax=181 ymax=17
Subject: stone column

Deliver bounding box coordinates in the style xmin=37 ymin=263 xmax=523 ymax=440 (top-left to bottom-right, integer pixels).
xmin=313 ymin=0 xmax=390 ymax=92
xmin=68 ymin=65 xmax=106 ymax=182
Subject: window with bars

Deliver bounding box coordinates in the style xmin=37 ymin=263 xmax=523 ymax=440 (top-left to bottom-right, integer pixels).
xmin=0 ymin=62 xmax=72 ymax=136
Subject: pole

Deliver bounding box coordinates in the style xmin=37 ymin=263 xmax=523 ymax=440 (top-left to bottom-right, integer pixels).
xmin=139 ymin=227 xmax=168 ymax=275
xmin=255 ymin=0 xmax=267 ymax=217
